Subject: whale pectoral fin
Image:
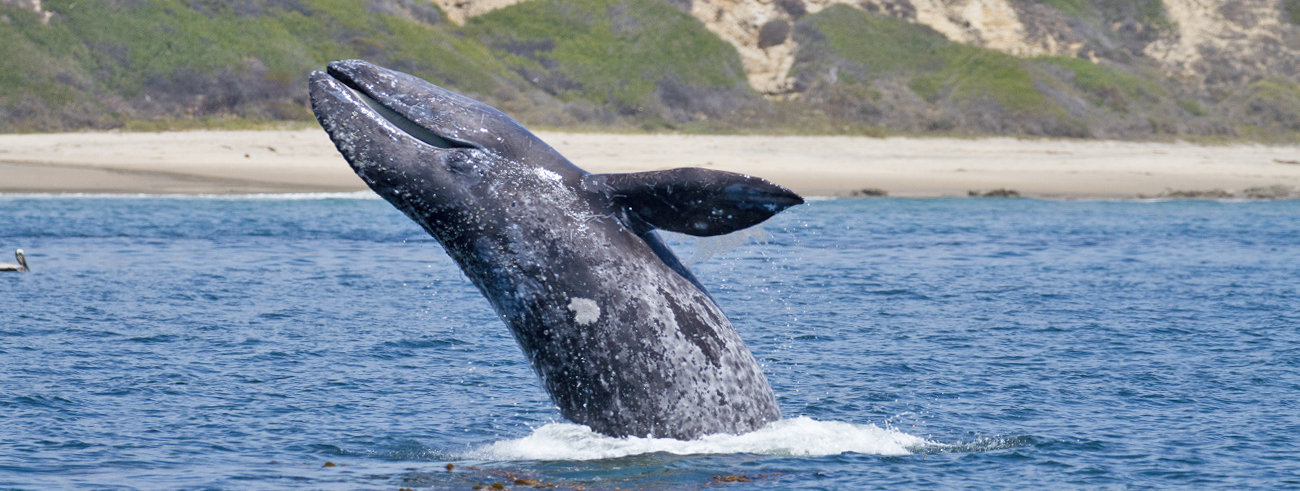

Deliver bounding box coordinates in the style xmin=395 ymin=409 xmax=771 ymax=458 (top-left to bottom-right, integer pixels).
xmin=590 ymin=168 xmax=804 ymax=237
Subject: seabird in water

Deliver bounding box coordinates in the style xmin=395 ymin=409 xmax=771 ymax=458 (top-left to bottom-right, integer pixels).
xmin=0 ymin=249 xmax=29 ymax=272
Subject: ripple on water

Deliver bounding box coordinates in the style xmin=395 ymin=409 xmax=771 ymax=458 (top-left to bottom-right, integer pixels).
xmin=2 ymin=197 xmax=1300 ymax=489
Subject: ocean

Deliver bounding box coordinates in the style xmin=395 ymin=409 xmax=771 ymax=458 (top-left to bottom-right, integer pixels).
xmin=2 ymin=194 xmax=1297 ymax=489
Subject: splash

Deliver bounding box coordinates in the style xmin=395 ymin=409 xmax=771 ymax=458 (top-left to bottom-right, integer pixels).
xmin=469 ymin=417 xmax=927 ymax=461
xmin=661 ymin=227 xmax=772 ymax=265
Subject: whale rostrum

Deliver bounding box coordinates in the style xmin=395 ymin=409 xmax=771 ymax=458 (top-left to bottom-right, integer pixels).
xmin=309 ymin=60 xmax=802 ymax=440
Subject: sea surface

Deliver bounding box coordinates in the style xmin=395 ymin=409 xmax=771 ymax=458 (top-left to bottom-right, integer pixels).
xmin=2 ymin=194 xmax=1298 ymax=490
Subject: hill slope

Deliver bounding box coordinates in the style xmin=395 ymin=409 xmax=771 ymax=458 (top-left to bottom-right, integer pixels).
xmin=0 ymin=0 xmax=522 ymax=131
xmin=1 ymin=0 xmax=1297 ymax=141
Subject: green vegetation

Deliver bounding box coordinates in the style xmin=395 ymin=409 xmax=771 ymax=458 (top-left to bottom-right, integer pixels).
xmin=909 ymin=76 xmax=943 ymax=103
xmin=1244 ymin=78 xmax=1300 ymax=131
xmin=795 ymin=5 xmax=1076 ymax=135
xmin=0 ymin=0 xmax=1295 ymax=141
xmin=0 ymin=21 xmax=77 ymax=104
xmin=1178 ymin=99 xmax=1207 ymax=117
xmin=797 ymin=5 xmax=949 ymax=75
xmin=1 ymin=0 xmax=755 ymax=131
xmin=1134 ymin=0 xmax=1176 ymax=34
xmin=1038 ymin=0 xmax=1090 ymax=19
xmin=945 ymin=48 xmax=1046 ymax=114
xmin=0 ymin=0 xmax=521 ymax=131
xmin=465 ymin=0 xmax=748 ymax=113
xmin=784 ymin=4 xmax=1299 ymax=141
xmin=802 ymin=5 xmax=1050 ymax=115
xmin=1042 ymin=56 xmax=1164 ymax=111
xmin=1247 ymin=78 xmax=1300 ymax=102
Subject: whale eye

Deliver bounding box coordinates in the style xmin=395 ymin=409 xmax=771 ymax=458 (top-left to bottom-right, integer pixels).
xmin=446 ymin=151 xmax=473 ymax=174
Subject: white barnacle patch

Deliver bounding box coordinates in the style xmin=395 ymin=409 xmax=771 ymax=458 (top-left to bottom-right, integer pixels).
xmin=568 ymin=297 xmax=601 ymax=325
xmin=535 ymin=168 xmax=563 ymax=182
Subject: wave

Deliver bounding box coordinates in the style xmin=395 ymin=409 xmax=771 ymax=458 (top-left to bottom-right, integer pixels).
xmin=469 ymin=417 xmax=927 ymax=461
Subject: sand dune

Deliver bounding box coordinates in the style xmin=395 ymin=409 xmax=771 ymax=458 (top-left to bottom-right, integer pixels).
xmin=2 ymin=130 xmax=1298 ymax=197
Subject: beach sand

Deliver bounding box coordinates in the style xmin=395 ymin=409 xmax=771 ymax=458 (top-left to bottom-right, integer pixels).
xmin=2 ymin=130 xmax=1298 ymax=197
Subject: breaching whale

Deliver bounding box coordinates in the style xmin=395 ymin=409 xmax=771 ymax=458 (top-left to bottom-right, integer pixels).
xmin=309 ymin=60 xmax=802 ymax=440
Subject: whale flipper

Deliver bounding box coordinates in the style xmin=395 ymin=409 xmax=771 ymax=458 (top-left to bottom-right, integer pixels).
xmin=586 ymin=168 xmax=804 ymax=237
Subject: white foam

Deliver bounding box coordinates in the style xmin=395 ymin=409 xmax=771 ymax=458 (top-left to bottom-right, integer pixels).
xmin=660 ymin=227 xmax=772 ymax=265
xmin=469 ymin=417 xmax=926 ymax=461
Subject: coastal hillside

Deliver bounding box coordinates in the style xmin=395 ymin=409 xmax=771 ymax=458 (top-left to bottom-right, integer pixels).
xmin=0 ymin=0 xmax=523 ymax=131
xmin=1 ymin=0 xmax=1298 ymax=140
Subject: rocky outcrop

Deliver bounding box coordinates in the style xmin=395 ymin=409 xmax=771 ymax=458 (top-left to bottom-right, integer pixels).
xmin=689 ymin=0 xmax=802 ymax=94
xmin=908 ymin=0 xmax=1050 ymax=56
xmin=1145 ymin=0 xmax=1300 ymax=86
xmin=686 ymin=0 xmax=1077 ymax=95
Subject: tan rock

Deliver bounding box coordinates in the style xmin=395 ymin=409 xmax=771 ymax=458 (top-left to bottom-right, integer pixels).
xmin=432 ymin=0 xmax=529 ymax=24
xmin=1144 ymin=0 xmax=1297 ymax=83
xmin=691 ymin=0 xmax=801 ymax=95
xmin=907 ymin=0 xmax=1048 ymax=56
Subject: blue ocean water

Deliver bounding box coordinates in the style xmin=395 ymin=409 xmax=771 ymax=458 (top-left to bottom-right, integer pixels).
xmin=1 ymin=194 xmax=1298 ymax=489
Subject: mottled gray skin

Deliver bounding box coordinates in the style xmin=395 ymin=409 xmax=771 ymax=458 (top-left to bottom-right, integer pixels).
xmin=309 ymin=60 xmax=801 ymax=440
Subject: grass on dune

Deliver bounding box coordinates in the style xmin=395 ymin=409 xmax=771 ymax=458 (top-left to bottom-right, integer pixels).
xmin=801 ymin=5 xmax=1058 ymax=119
xmin=465 ymin=0 xmax=749 ymax=111
xmin=0 ymin=0 xmax=519 ymax=131
xmin=1039 ymin=56 xmax=1165 ymax=112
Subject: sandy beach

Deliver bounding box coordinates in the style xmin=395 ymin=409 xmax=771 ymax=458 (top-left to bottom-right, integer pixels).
xmin=2 ymin=130 xmax=1298 ymax=197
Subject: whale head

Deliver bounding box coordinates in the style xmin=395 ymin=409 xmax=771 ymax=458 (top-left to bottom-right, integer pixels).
xmin=309 ymin=60 xmax=588 ymax=239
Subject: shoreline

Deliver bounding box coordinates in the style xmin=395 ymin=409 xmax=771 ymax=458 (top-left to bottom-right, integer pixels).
xmin=3 ymin=130 xmax=1299 ymax=198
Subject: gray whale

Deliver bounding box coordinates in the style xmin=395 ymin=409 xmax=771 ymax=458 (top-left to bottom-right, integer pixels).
xmin=309 ymin=60 xmax=801 ymax=440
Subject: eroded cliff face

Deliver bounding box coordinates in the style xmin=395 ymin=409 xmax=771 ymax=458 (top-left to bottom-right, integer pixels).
xmin=437 ymin=0 xmax=1065 ymax=93
xmin=1146 ymin=0 xmax=1299 ymax=85
xmin=440 ymin=0 xmax=1097 ymax=94
xmin=682 ymin=0 xmax=1052 ymax=94
xmin=647 ymin=0 xmax=1072 ymax=94
xmin=444 ymin=0 xmax=1299 ymax=95
xmin=688 ymin=0 xmax=801 ymax=94
xmin=687 ymin=0 xmax=1299 ymax=94
xmin=909 ymin=0 xmax=1055 ymax=56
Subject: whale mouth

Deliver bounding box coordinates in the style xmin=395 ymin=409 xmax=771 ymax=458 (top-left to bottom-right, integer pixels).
xmin=322 ymin=64 xmax=475 ymax=151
